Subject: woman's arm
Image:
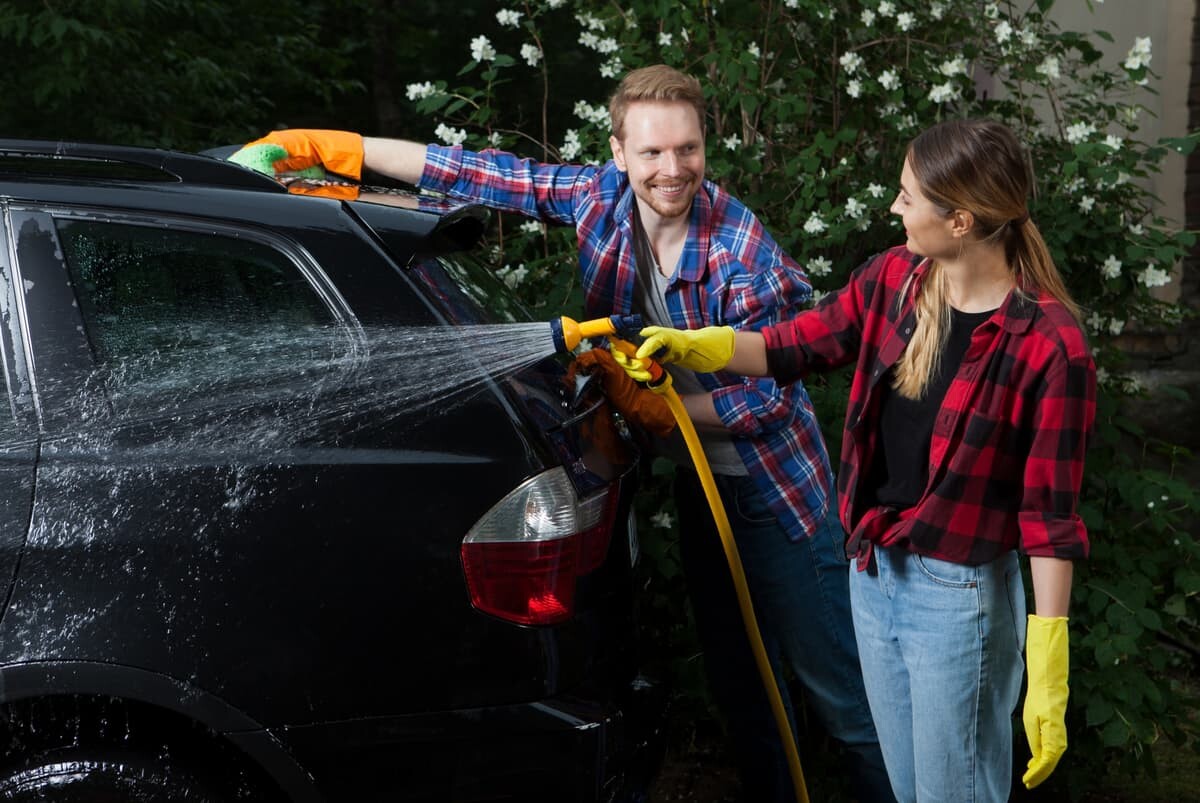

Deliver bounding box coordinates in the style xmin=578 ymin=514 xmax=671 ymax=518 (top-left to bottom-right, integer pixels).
xmin=727 ymin=330 xmax=769 ymax=376
xmin=1029 ymin=556 xmax=1073 ymax=617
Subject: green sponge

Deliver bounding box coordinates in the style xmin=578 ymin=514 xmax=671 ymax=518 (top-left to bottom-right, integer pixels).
xmin=228 ymin=143 xmax=326 ymax=179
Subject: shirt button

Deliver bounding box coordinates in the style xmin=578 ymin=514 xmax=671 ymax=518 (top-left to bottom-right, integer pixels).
xmin=904 ymin=327 xmax=912 ymax=335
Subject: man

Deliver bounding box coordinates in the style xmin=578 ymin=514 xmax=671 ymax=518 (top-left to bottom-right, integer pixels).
xmin=237 ymin=65 xmax=891 ymax=803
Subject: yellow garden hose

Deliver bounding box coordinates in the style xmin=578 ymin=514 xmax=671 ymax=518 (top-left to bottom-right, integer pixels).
xmin=656 ymin=378 xmax=810 ymax=803
xmin=552 ymin=314 xmax=809 ymax=803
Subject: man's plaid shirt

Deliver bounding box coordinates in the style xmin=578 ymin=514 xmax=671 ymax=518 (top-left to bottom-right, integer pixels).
xmin=420 ymin=144 xmax=835 ymax=540
xmin=762 ymin=247 xmax=1095 ymax=566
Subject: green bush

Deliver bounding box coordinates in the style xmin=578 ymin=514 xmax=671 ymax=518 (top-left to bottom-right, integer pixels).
xmin=409 ymin=0 xmax=1199 ymax=792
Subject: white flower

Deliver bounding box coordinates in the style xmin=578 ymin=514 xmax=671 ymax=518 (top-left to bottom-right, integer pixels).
xmin=1104 ymin=134 xmax=1123 ymax=150
xmin=785 ymin=0 xmax=800 ymax=8
xmin=896 ymin=12 xmax=914 ymax=32
xmin=650 ymin=510 xmax=674 ymax=529
xmin=470 ymin=35 xmax=496 ymax=62
xmin=1087 ymin=311 xmax=1104 ymax=332
xmin=405 ymin=81 xmax=437 ymax=101
xmin=579 ymin=32 xmax=599 ymax=49
xmin=499 ymin=263 xmax=529 ymax=288
xmin=1124 ymin=36 xmax=1152 ymax=71
xmin=599 ymin=57 xmax=622 ymax=78
xmin=1129 ymin=223 xmax=1145 ymax=236
xmin=595 ymin=37 xmax=619 ymax=54
xmin=810 ymin=289 xmax=827 ymax=304
xmin=496 ymin=9 xmax=522 ymax=27
xmin=878 ymin=1 xmax=895 ymax=18
xmin=1096 ymin=367 xmax=1110 ymax=384
xmin=573 ymin=101 xmax=608 ymax=125
xmin=1139 ymin=265 xmax=1171 ymax=287
xmin=867 ymin=182 xmax=886 ymax=198
xmin=1065 ymin=121 xmax=1095 ymax=144
xmin=1108 ymin=318 xmax=1125 ymax=336
xmin=803 ymin=213 xmax=827 ymax=234
xmin=519 ymin=220 xmax=543 ymax=235
xmin=434 ymin=123 xmax=468 ymax=146
xmin=928 ymin=81 xmax=959 ymax=104
xmin=1147 ymin=500 xmax=1156 ymax=509
xmin=861 ymin=9 xmax=876 ymax=26
xmin=844 ymin=197 xmax=865 ymax=219
xmin=1078 ymin=195 xmax=1096 ymax=213
xmin=658 ymin=32 xmax=673 ymax=47
xmin=723 ymin=134 xmax=742 ymax=151
xmin=747 ymin=42 xmax=761 ymax=58
xmin=879 ymin=69 xmax=900 ymax=91
xmin=521 ymin=43 xmax=542 ymax=67
xmin=1036 ymin=56 xmax=1060 ymax=81
xmin=995 ymin=20 xmax=1013 ymax=44
xmin=930 ymin=1 xmax=946 ymax=20
xmin=806 ymin=256 xmax=833 ymax=276
xmin=1101 ymin=255 xmax=1122 ymax=279
xmin=546 ymin=0 xmax=566 ymax=7
xmin=1064 ymin=177 xmax=1085 ymax=195
xmin=939 ymin=56 xmax=969 ymax=76
xmin=984 ymin=3 xmax=1000 ymax=19
xmin=560 ymin=129 xmax=582 ymax=161
xmin=846 ymin=79 xmax=862 ymax=99
xmin=1020 ymin=28 xmax=1039 ymax=48
xmin=839 ymin=51 xmax=864 ymax=75
xmin=576 ymin=11 xmax=606 ymax=31
xmin=488 ymin=131 xmax=502 ymax=147
xmin=900 ymin=113 xmax=917 ymax=129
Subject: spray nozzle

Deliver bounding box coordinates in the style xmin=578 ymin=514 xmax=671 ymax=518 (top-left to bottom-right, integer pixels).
xmin=550 ymin=314 xmax=645 ymax=353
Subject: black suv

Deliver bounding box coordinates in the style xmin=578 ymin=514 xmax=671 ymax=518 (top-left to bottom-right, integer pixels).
xmin=0 ymin=140 xmax=662 ymax=802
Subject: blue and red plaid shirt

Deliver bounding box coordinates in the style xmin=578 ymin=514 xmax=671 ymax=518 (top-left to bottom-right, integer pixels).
xmin=763 ymin=247 xmax=1095 ymax=566
xmin=420 ymin=144 xmax=834 ymax=540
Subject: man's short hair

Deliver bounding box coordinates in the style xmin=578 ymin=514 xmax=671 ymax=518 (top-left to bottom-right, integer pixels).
xmin=609 ymin=65 xmax=706 ymax=140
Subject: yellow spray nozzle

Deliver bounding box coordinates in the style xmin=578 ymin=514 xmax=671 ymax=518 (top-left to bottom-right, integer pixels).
xmin=550 ymin=314 xmax=643 ymax=353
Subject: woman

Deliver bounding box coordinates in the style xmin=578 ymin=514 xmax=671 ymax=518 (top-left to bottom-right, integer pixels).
xmin=620 ymin=118 xmax=1095 ymax=802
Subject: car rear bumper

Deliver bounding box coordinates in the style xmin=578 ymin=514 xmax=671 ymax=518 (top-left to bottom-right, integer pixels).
xmin=267 ymin=673 xmax=666 ymax=803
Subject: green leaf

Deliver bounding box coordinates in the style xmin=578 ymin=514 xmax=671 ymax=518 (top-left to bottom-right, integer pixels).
xmin=1101 ymin=718 xmax=1130 ymax=747
xmin=1086 ymin=697 xmax=1115 ymax=727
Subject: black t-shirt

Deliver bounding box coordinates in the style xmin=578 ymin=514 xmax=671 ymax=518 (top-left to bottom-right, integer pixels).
xmin=871 ymin=306 xmax=995 ymax=510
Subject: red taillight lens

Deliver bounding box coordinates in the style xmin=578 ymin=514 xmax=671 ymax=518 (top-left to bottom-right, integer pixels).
xmin=461 ymin=468 xmax=618 ymax=626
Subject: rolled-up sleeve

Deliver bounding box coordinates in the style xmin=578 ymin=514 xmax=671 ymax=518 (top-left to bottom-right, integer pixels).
xmin=1019 ymin=351 xmax=1096 ymax=559
xmin=420 ymin=145 xmax=592 ymax=226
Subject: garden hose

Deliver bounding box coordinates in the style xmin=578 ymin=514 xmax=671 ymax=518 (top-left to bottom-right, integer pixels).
xmin=552 ymin=315 xmax=810 ymax=803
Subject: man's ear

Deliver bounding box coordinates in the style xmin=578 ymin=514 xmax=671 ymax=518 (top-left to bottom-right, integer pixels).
xmin=610 ymin=135 xmax=626 ymax=171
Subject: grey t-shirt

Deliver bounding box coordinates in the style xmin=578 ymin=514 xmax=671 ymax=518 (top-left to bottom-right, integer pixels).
xmin=630 ymin=206 xmax=747 ymax=476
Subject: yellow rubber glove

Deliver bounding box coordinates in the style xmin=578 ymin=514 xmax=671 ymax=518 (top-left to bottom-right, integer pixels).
xmin=635 ymin=325 xmax=735 ymax=373
xmin=1022 ymin=614 xmax=1069 ymax=789
xmin=234 ymin=130 xmax=364 ymax=180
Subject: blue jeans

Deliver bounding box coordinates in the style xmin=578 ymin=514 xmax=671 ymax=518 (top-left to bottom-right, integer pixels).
xmin=674 ymin=470 xmax=893 ymax=803
xmin=849 ymin=546 xmax=1026 ymax=803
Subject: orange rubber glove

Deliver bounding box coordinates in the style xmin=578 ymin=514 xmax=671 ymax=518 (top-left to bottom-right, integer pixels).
xmin=572 ymin=348 xmax=676 ymax=437
xmin=240 ymin=129 xmax=364 ymax=180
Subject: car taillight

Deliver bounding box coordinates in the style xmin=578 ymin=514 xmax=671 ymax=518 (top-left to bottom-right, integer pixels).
xmin=461 ymin=467 xmax=618 ymax=626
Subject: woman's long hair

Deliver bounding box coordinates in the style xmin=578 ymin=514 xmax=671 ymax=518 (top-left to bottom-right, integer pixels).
xmin=893 ymin=118 xmax=1081 ymax=399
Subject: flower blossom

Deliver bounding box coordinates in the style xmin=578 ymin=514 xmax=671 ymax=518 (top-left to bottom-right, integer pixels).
xmin=748 ymin=42 xmax=762 ymax=58
xmin=879 ymin=70 xmax=900 ymax=91
xmin=844 ymin=197 xmax=865 ymax=219
xmin=1065 ymin=121 xmax=1095 ymax=144
xmin=1124 ymin=36 xmax=1152 ymax=70
xmin=866 ymin=183 xmax=886 ymax=198
xmin=1139 ymin=265 xmax=1171 ymax=287
xmin=1036 ymin=56 xmax=1060 ymax=80
xmin=806 ymin=256 xmax=833 ymax=276
xmin=519 ymin=220 xmax=543 ymax=235
xmin=840 ymin=51 xmax=864 ymax=74
xmin=928 ymin=81 xmax=959 ymax=104
xmin=1101 ymin=255 xmax=1122 ymax=279
xmin=861 ymin=9 xmax=876 ymax=26
xmin=1108 ymin=318 xmax=1125 ymax=336
xmin=803 ymin=213 xmax=828 ymax=235
xmin=896 ymin=12 xmax=914 ymax=32
xmin=521 ymin=43 xmax=542 ymax=67
xmin=724 ymin=134 xmax=742 ymax=151
xmin=470 ymin=35 xmax=496 ymax=62
xmin=1104 ymin=134 xmax=1123 ymax=150
xmin=650 ymin=511 xmax=674 ymax=529
xmin=406 ymin=81 xmax=437 ymax=101
xmin=939 ymin=56 xmax=968 ymax=76
xmin=560 ymin=129 xmax=582 ymax=161
xmin=846 ymin=79 xmax=862 ymax=99
xmin=930 ymin=2 xmax=946 ymax=20
xmin=499 ymin=263 xmax=529 ymax=288
xmin=496 ymin=9 xmax=522 ymax=27
xmin=1078 ymin=195 xmax=1096 ymax=213
xmin=599 ymin=57 xmax=622 ymax=78
xmin=435 ymin=124 xmax=468 ymax=146
xmin=877 ymin=1 xmax=895 ymax=17
xmin=658 ymin=32 xmax=673 ymax=47
xmin=995 ymin=20 xmax=1013 ymax=44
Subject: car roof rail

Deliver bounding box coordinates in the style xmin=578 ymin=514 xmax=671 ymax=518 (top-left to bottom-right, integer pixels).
xmin=0 ymin=139 xmax=285 ymax=192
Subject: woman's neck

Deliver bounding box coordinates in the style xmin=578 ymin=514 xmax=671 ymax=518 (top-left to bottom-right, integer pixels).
xmin=938 ymin=243 xmax=1013 ymax=312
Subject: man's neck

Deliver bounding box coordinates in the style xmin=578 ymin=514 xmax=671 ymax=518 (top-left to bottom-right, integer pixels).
xmin=635 ymin=198 xmax=690 ymax=252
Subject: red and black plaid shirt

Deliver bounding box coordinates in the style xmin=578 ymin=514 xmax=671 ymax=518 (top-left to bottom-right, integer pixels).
xmin=763 ymin=247 xmax=1095 ymax=567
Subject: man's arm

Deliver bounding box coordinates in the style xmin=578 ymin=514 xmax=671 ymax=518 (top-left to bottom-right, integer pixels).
xmin=363 ymin=137 xmax=428 ymax=185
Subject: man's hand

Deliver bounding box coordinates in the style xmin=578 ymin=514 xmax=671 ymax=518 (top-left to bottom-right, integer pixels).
xmin=636 ymin=325 xmax=735 ymax=373
xmin=230 ymin=130 xmax=364 ymax=180
xmin=1022 ymin=614 xmax=1070 ymax=789
xmin=572 ymin=348 xmax=675 ymax=437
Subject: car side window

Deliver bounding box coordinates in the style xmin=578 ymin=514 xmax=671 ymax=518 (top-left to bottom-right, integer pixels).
xmin=52 ymin=217 xmax=351 ymax=418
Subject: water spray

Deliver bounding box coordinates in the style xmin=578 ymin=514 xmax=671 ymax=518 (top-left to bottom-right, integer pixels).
xmin=553 ymin=313 xmax=810 ymax=803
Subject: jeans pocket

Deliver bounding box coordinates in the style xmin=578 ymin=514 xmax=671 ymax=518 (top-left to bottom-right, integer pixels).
xmin=913 ymin=553 xmax=979 ymax=588
xmin=731 ymin=477 xmax=777 ymax=525
xmin=1005 ymin=560 xmax=1027 ymax=655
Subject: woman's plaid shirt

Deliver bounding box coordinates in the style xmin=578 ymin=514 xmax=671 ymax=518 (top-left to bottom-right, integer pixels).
xmin=762 ymin=247 xmax=1095 ymax=566
xmin=419 ymin=144 xmax=835 ymax=541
